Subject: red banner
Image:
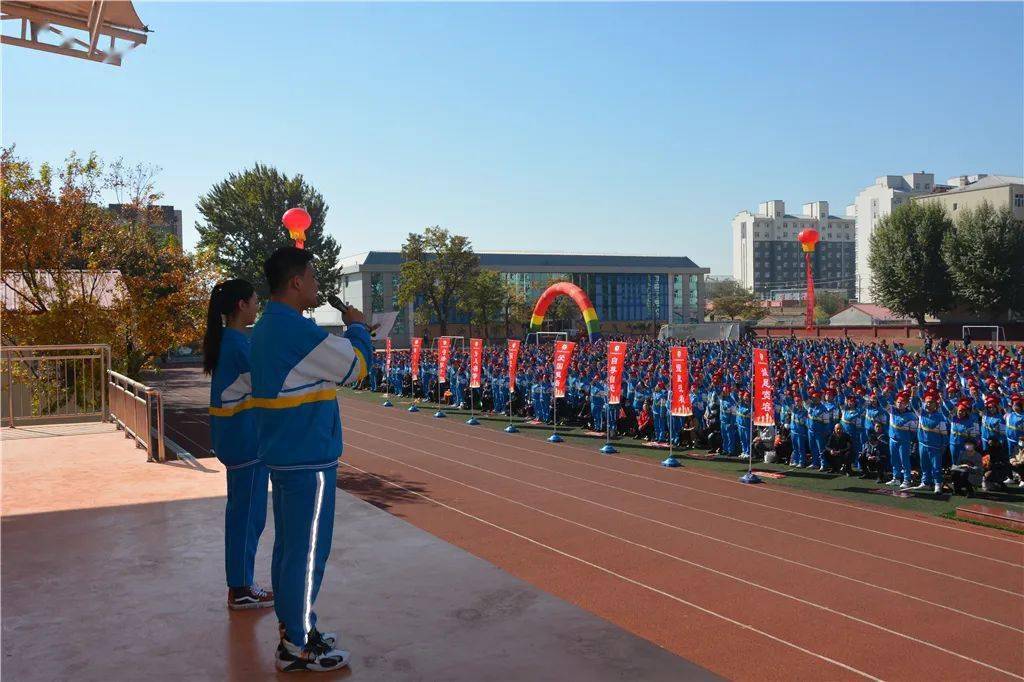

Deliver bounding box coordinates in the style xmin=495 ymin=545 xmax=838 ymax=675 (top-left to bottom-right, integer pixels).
xmin=469 ymin=338 xmax=483 ymax=389
xmin=670 ymin=346 xmax=692 ymax=416
xmin=385 ymin=337 xmax=392 ymax=374
xmin=437 ymin=336 xmax=452 ymax=384
xmin=753 ymin=347 xmax=774 ymax=426
xmin=606 ymin=341 xmax=627 ymax=405
xmin=507 ymin=339 xmax=521 ymax=392
xmin=410 ymin=338 xmax=423 ymax=380
xmin=552 ymin=341 xmax=576 ymax=399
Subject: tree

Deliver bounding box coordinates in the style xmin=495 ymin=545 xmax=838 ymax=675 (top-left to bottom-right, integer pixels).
xmin=498 ymin=282 xmax=531 ymax=338
xmin=942 ymin=202 xmax=1024 ymax=320
xmin=1 ymin=147 xmax=215 ymax=377
xmin=868 ymin=202 xmax=954 ymax=327
xmin=397 ymin=227 xmax=480 ymax=336
xmin=815 ymin=290 xmax=848 ymax=317
xmin=459 ymin=270 xmax=505 ymax=339
xmin=195 ymin=163 xmax=341 ymax=304
xmin=707 ymin=280 xmax=766 ymax=321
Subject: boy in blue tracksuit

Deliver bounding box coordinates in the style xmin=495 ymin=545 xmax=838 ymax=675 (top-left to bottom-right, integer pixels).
xmin=250 ymin=248 xmax=373 ymax=673
xmin=205 ymin=279 xmax=272 ymax=611
xmin=888 ymin=394 xmax=918 ymax=489
xmin=916 ymin=392 xmax=948 ymax=493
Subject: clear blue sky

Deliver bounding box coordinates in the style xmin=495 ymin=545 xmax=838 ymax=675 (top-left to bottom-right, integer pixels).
xmin=4 ymin=2 xmax=1022 ymax=275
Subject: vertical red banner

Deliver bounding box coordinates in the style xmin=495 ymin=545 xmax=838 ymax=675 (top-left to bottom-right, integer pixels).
xmin=385 ymin=337 xmax=392 ymax=374
xmin=507 ymin=339 xmax=521 ymax=392
xmin=804 ymin=253 xmax=816 ymax=330
xmin=753 ymin=347 xmax=775 ymax=425
xmin=410 ymin=338 xmax=423 ymax=380
xmin=552 ymin=341 xmax=576 ymax=398
xmin=670 ymin=346 xmax=692 ymax=416
xmin=437 ymin=336 xmax=452 ymax=384
xmin=469 ymin=338 xmax=483 ymax=388
xmin=606 ymin=341 xmax=627 ymax=405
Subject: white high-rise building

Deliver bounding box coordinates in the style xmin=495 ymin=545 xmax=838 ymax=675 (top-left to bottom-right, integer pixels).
xmin=732 ymin=200 xmax=856 ymax=299
xmin=849 ymin=172 xmax=944 ymax=302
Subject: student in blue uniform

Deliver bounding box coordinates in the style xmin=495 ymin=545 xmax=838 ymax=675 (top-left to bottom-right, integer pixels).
xmin=204 ymin=279 xmax=273 ymax=611
xmin=250 ymin=248 xmax=373 ymax=673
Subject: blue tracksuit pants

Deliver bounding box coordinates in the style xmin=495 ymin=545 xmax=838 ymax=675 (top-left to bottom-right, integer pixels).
xmin=225 ymin=461 xmax=269 ymax=589
xmin=809 ymin=430 xmax=829 ymax=468
xmin=271 ymin=466 xmax=337 ymax=648
xmin=791 ymin=431 xmax=808 ymax=465
xmin=890 ymin=439 xmax=912 ymax=482
xmin=919 ymin=443 xmax=943 ymax=486
xmin=721 ymin=420 xmax=737 ymax=455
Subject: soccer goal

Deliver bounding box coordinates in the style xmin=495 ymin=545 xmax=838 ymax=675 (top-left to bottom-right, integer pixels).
xmin=528 ymin=331 xmax=568 ymax=346
xmin=962 ymin=325 xmax=1006 ymax=345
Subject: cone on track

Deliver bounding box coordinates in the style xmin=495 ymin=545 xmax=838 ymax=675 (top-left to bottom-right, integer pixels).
xmin=434 ymin=410 xmax=446 ymax=419
xmin=466 ymin=417 xmax=480 ymax=426
xmin=600 ymin=443 xmax=618 ymax=454
xmin=408 ymin=404 xmax=420 ymax=413
xmin=548 ymin=433 xmax=564 ymax=443
xmin=661 ymin=454 xmax=681 ymax=467
xmin=740 ymin=471 xmax=762 ymax=484
xmin=505 ymin=424 xmax=519 ymax=433
xmin=382 ymin=399 xmax=393 ymax=407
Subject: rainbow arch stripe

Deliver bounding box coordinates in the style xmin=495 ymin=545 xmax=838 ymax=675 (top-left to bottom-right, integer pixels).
xmin=528 ymin=281 xmax=602 ymax=341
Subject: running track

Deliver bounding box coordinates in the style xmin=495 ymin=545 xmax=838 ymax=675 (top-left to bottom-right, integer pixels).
xmin=158 ymin=376 xmax=1024 ymax=681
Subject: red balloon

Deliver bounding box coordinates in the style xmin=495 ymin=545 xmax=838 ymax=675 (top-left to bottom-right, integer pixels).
xmin=282 ymin=207 xmax=312 ymax=233
xmin=797 ymin=228 xmax=819 ymax=245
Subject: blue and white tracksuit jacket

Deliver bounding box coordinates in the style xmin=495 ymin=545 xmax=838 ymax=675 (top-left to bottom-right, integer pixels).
xmin=209 ymin=328 xmax=266 ymax=589
xmin=250 ymin=301 xmax=373 ymax=647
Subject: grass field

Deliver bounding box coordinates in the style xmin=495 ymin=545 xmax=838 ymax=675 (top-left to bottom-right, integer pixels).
xmin=342 ymin=387 xmax=1024 ymax=524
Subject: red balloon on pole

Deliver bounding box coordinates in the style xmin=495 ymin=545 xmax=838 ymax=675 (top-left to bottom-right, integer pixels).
xmin=282 ymin=207 xmax=312 ymax=249
xmin=796 ymin=229 xmax=819 ymax=329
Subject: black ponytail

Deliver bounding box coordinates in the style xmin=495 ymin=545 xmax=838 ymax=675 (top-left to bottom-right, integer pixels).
xmin=203 ymin=279 xmax=255 ymax=375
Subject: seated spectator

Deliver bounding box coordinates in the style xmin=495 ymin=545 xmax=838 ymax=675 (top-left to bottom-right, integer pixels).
xmin=858 ymin=423 xmax=890 ymax=483
xmin=773 ymin=425 xmax=793 ymax=464
xmin=1011 ymin=439 xmax=1024 ymax=488
xmin=635 ymin=400 xmax=654 ymax=441
xmin=983 ymin=437 xmax=1012 ymax=492
xmin=950 ymin=440 xmax=982 ymax=497
xmin=702 ymin=406 xmax=722 ymax=454
xmin=825 ymin=422 xmax=854 ymax=475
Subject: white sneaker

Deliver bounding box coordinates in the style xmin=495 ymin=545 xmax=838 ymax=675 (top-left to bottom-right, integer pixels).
xmin=277 ymin=631 xmax=350 ymax=673
xmin=981 ymin=481 xmax=989 ymax=492
xmin=739 ymin=453 xmax=750 ymax=460
xmin=1003 ymin=477 xmax=1016 ymax=486
xmin=933 ymin=484 xmax=942 ymax=494
xmin=900 ymin=481 xmax=913 ymax=490
xmin=913 ymin=482 xmax=927 ymax=490
xmin=885 ymin=477 xmax=899 ymax=486
xmin=818 ymin=466 xmax=827 ymax=472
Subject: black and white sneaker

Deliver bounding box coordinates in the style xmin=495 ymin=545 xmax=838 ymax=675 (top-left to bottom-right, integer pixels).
xmin=278 ymin=621 xmax=338 ymax=648
xmin=227 ymin=584 xmax=274 ymax=610
xmin=276 ymin=630 xmax=350 ymax=672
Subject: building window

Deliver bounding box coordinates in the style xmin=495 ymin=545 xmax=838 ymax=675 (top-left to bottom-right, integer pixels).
xmin=688 ymin=275 xmax=698 ymax=308
xmin=370 ymin=272 xmax=384 ymax=313
xmin=1015 ymin=193 xmax=1024 ymax=208
xmin=925 ymin=183 xmax=931 ymax=189
xmin=953 ymin=203 xmax=958 ymax=210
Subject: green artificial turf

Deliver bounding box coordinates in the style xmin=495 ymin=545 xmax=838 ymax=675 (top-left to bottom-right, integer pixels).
xmin=340 ymin=387 xmax=1024 ymax=525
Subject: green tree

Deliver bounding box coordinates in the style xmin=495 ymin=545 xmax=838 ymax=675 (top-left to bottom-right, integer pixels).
xmin=459 ymin=270 xmax=505 ymax=339
xmin=397 ymin=226 xmax=480 ymax=336
xmin=499 ymin=281 xmax=531 ymax=338
xmin=868 ymin=202 xmax=954 ymax=327
xmin=708 ymin=280 xmax=766 ymax=321
xmin=815 ymin=290 xmax=848 ymax=317
xmin=942 ymin=202 xmax=1024 ymax=320
xmin=195 ymin=163 xmax=341 ymax=304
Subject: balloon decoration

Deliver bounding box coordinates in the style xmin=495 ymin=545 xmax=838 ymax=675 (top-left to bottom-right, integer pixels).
xmin=797 ymin=228 xmax=820 ymax=329
xmin=529 ymin=281 xmax=602 ymax=341
xmin=282 ymin=207 xmax=312 ymax=249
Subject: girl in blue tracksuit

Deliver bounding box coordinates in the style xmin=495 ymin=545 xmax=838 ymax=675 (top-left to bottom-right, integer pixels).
xmin=204 ymin=279 xmax=272 ymax=610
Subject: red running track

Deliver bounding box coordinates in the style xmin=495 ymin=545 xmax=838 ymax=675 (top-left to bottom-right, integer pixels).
xmin=157 ymin=377 xmax=1024 ymax=682
xmin=334 ymin=397 xmax=1024 ymax=682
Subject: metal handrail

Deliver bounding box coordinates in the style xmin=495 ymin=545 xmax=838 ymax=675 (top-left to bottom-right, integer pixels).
xmin=2 ymin=344 xmax=110 ymax=426
xmin=107 ymin=370 xmax=166 ymax=462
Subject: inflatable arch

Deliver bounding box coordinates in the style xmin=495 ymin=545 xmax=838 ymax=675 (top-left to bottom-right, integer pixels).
xmin=529 ymin=282 xmax=602 ymax=341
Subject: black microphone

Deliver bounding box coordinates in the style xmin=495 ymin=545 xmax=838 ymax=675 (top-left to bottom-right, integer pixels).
xmin=327 ymin=295 xmax=350 ymax=314
xmin=328 ymin=295 xmax=376 ymax=338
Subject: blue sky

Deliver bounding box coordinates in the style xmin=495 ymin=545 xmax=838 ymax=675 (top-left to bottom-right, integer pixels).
xmin=4 ymin=2 xmax=1022 ymax=275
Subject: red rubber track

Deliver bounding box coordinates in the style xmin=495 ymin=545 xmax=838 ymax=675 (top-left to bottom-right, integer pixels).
xmin=335 ymin=397 xmax=1024 ymax=681
xmin=157 ymin=378 xmax=1024 ymax=682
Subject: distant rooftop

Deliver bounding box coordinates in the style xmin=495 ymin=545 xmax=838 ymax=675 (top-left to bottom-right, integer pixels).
xmin=932 ymin=174 xmax=1024 ymax=195
xmin=342 ymin=251 xmax=703 ymax=270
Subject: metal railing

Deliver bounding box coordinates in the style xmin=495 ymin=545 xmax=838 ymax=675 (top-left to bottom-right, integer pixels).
xmin=107 ymin=370 xmax=166 ymax=462
xmin=2 ymin=344 xmax=110 ymax=427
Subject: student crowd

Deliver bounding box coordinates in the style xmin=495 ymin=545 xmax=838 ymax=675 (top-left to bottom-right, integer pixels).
xmin=358 ymin=336 xmax=1024 ymax=497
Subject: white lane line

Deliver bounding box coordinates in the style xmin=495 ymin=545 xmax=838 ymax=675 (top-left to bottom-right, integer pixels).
xmin=345 ymin=413 xmax=1023 ymax=598
xmin=344 ymin=422 xmax=1023 ymax=633
xmin=345 ymin=401 xmax=1024 ymax=566
xmin=343 ymin=443 xmax=1024 ymax=681
xmin=339 ymin=459 xmax=884 ymax=682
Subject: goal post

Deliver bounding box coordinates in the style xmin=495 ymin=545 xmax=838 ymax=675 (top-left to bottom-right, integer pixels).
xmin=528 ymin=331 xmax=568 ymax=346
xmin=962 ymin=325 xmax=1005 ymax=345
